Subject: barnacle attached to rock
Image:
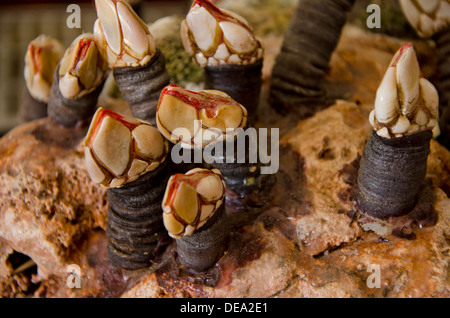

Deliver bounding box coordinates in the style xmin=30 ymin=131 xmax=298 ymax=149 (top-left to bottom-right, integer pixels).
xmin=84 ymin=107 xmax=170 ymax=270
xmin=181 ymin=0 xmax=264 ymax=123
xmin=47 ymin=33 xmax=108 ymax=127
xmin=21 ymin=35 xmax=65 ymax=122
xmin=357 ymin=43 xmax=438 ymax=219
xmin=400 ymin=0 xmax=450 ymax=148
xmin=93 ymin=0 xmax=171 ymax=125
xmin=269 ymin=0 xmax=356 ymax=118
xmin=162 ymin=168 xmax=228 ymax=273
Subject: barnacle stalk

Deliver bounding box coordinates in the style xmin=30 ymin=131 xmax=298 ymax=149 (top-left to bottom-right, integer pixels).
xmin=47 ymin=33 xmax=108 ymax=127
xmin=181 ymin=0 xmax=264 ymax=124
xmin=269 ymin=0 xmax=356 ymax=118
xmin=356 ymin=43 xmax=438 ymax=219
xmin=94 ymin=0 xmax=171 ymax=126
xmin=21 ymin=35 xmax=65 ymax=123
xmin=84 ymin=107 xmax=170 ymax=270
xmin=162 ymin=168 xmax=228 ymax=273
xmin=400 ymin=0 xmax=450 ymax=148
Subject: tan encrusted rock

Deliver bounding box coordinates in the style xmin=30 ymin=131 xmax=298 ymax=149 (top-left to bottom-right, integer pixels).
xmin=280 ymin=100 xmax=369 ymax=255
xmin=0 ymin=117 xmax=111 ymax=296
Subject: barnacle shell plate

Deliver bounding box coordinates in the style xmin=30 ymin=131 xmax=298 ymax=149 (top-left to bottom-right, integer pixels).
xmin=181 ymin=1 xmax=263 ymax=67
xmin=162 ymin=168 xmax=226 ymax=238
xmin=370 ymin=43 xmax=440 ymax=138
xmin=84 ymin=108 xmax=168 ymax=188
xmin=156 ymin=85 xmax=247 ymax=148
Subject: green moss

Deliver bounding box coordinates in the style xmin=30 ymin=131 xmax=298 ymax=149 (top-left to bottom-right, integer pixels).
xmin=149 ymin=16 xmax=204 ymax=86
xmin=156 ymin=35 xmax=204 ymax=85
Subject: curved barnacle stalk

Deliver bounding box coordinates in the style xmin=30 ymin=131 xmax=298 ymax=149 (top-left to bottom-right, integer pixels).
xmin=162 ymin=168 xmax=228 ymax=273
xmin=157 ymin=84 xmax=275 ymax=200
xmin=93 ymin=0 xmax=170 ymax=126
xmin=357 ymin=43 xmax=437 ymax=219
xmin=269 ymin=0 xmax=356 ymax=118
xmin=47 ymin=33 xmax=108 ymax=127
xmin=84 ymin=107 xmax=170 ymax=270
xmin=399 ymin=0 xmax=450 ymax=147
xmin=20 ymin=35 xmax=65 ymax=123
xmin=181 ymin=0 xmax=264 ymax=124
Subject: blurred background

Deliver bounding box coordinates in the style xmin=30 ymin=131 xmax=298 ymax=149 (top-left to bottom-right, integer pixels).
xmin=0 ymin=0 xmax=189 ymax=135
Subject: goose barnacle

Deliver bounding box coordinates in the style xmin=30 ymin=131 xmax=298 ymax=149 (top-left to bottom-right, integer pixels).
xmin=357 ymin=43 xmax=439 ymax=219
xmin=181 ymin=0 xmax=263 ymax=124
xmin=93 ymin=0 xmax=171 ymax=126
xmin=84 ymin=107 xmax=170 ymax=269
xmin=162 ymin=168 xmax=228 ymax=273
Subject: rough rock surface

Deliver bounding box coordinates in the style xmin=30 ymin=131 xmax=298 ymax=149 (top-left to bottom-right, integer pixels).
xmin=0 ymin=26 xmax=449 ymax=298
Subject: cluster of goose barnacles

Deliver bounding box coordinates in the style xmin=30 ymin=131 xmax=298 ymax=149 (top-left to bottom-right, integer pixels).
xmin=18 ymin=0 xmax=447 ymax=274
xmin=79 ymin=0 xmax=272 ymax=271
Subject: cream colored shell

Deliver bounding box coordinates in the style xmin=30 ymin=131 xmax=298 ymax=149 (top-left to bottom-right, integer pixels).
xmin=181 ymin=0 xmax=263 ymax=67
xmin=24 ymin=35 xmax=65 ymax=102
xmin=84 ymin=107 xmax=168 ymax=188
xmin=162 ymin=168 xmax=226 ymax=238
xmin=93 ymin=0 xmax=156 ymax=68
xmin=400 ymin=0 xmax=450 ymax=38
xmin=156 ymin=84 xmax=247 ymax=149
